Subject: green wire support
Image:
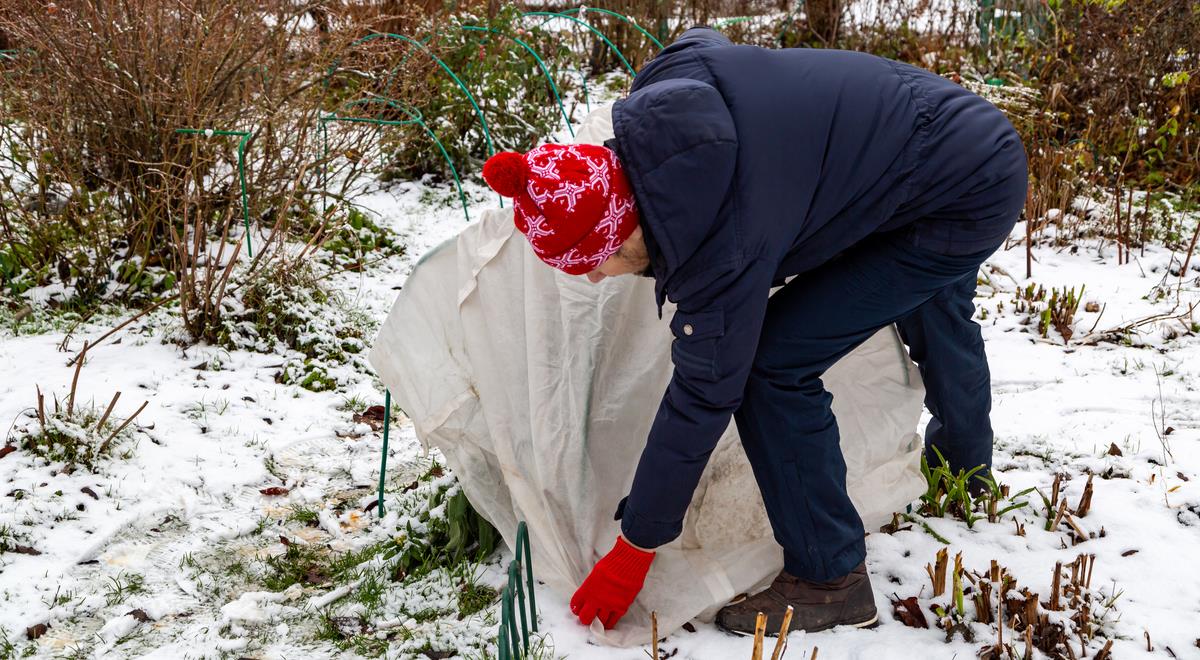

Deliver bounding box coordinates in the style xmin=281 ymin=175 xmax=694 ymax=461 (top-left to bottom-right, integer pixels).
xmin=523 ymin=12 xmax=637 ymax=76
xmin=331 ymin=32 xmax=500 ymax=207
xmin=555 ymin=7 xmax=664 ymax=50
xmin=713 ymin=15 xmax=756 ymax=29
xmin=376 ymin=389 xmax=392 ymax=517
xmin=459 ymin=25 xmax=575 ymax=139
xmin=567 ymin=67 xmax=592 ymax=113
xmin=351 ymin=34 xmax=495 ymax=158
xmin=498 ymin=521 xmax=538 ymax=660
xmin=319 ymin=97 xmax=472 ymax=223
xmin=174 ymin=128 xmax=254 ymax=258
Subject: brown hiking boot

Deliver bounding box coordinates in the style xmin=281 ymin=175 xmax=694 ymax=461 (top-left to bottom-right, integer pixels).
xmin=715 ymin=562 xmax=878 ymax=635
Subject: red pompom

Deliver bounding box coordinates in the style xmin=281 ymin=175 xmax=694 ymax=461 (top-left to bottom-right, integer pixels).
xmin=482 ymin=151 xmax=529 ymax=198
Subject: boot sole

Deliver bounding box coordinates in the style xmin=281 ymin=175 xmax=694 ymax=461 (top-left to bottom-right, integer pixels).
xmin=718 ymin=611 xmax=879 ymax=637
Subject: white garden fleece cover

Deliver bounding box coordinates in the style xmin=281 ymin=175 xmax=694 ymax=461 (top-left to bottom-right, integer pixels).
xmin=369 ymin=105 xmax=927 ymax=647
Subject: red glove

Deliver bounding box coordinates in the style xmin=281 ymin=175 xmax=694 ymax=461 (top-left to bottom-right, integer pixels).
xmin=570 ymin=536 xmax=656 ymax=629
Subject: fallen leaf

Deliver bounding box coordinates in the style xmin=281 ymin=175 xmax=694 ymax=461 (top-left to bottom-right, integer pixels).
xmin=353 ymin=405 xmax=388 ymax=431
xmin=81 ymin=486 xmax=99 ymax=499
xmin=12 ymin=545 xmax=41 ymax=556
xmin=25 ymin=623 xmax=49 ymax=640
xmin=1121 ymin=549 xmax=1139 ymax=557
xmin=127 ymin=609 xmax=152 ymax=623
xmin=1165 ymin=426 xmax=1175 ymax=436
xmin=0 ymin=445 xmax=15 ymax=459
xmin=1084 ymin=301 xmax=1101 ymax=313
xmin=259 ymin=486 xmax=289 ymax=496
xmin=1178 ymin=472 xmax=1190 ymax=482
xmin=279 ymin=535 xmax=292 ymax=546
xmin=1107 ymin=443 xmax=1123 ymax=456
xmin=890 ymin=595 xmax=929 ymax=629
xmin=681 ymin=621 xmax=697 ymax=633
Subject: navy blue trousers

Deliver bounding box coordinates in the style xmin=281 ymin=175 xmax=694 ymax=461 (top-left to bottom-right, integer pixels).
xmin=732 ymin=232 xmax=998 ymax=582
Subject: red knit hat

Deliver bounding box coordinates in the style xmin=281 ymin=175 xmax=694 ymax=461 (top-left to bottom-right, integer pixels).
xmin=481 ymin=144 xmax=639 ymax=275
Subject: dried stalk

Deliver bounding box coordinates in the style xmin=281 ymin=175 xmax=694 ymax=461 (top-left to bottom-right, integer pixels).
xmin=927 ymin=547 xmax=949 ymax=597
xmin=1050 ymin=562 xmax=1063 ymax=611
xmin=651 ymin=611 xmax=659 ymax=660
xmin=94 ymin=392 xmax=122 ymax=432
xmin=1076 ymin=475 xmax=1094 ymax=518
xmin=35 ymin=385 xmax=45 ymax=429
xmin=1063 ymin=513 xmax=1089 ymax=543
xmin=770 ymin=606 xmax=794 ymax=660
xmin=751 ymin=612 xmax=766 ymax=660
xmin=96 ymin=401 xmax=148 ymax=456
xmin=68 ymin=294 xmax=180 ymax=366
xmin=1051 ymin=501 xmax=1069 ymax=533
xmin=67 ymin=340 xmax=88 ymax=417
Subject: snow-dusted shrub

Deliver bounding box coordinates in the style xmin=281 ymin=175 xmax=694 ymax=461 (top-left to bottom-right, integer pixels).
xmin=0 ymin=0 xmax=368 ymax=316
xmin=216 ymin=263 xmax=371 ymax=391
xmin=11 ymin=386 xmax=148 ymax=473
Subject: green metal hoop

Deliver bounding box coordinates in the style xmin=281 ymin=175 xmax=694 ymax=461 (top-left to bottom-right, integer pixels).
xmin=459 ymin=25 xmax=575 ymax=138
xmin=523 ymin=11 xmax=637 ymax=76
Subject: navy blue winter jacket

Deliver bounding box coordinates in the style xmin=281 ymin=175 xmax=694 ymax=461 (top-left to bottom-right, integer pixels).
xmin=608 ymin=27 xmax=1027 ymax=548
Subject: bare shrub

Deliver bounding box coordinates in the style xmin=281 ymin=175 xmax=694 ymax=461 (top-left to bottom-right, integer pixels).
xmin=0 ymin=0 xmax=369 ymax=336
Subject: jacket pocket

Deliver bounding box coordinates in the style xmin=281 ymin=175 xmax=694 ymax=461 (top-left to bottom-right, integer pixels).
xmin=669 ymin=309 xmax=724 ymax=382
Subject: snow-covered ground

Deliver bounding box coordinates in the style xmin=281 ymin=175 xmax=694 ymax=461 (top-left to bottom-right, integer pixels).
xmin=2 ymin=167 xmax=1199 ymax=657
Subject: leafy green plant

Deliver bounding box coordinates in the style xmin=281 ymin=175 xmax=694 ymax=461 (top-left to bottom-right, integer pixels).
xmin=392 ymin=487 xmax=500 ymax=580
xmin=1040 ymin=285 xmax=1085 ymax=343
xmin=918 ymin=447 xmax=987 ymax=528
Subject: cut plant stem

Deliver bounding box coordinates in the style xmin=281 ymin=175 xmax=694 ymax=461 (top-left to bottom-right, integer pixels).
xmin=67 ymin=340 xmax=89 ymax=417
xmin=95 ymin=391 xmax=121 ymax=432
xmin=751 ymin=612 xmax=766 ymax=660
xmin=927 ymin=547 xmax=949 ymax=597
xmin=35 ymin=385 xmax=45 ymax=429
xmin=1050 ymin=561 xmax=1063 ymax=611
xmin=97 ymin=400 xmax=148 ymax=456
xmin=770 ymin=606 xmax=794 ymax=660
xmin=651 ymin=611 xmax=659 ymax=660
xmin=1076 ymin=474 xmax=1094 ymax=518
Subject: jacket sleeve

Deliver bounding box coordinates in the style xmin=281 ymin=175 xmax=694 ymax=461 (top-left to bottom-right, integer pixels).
xmin=618 ymin=256 xmax=775 ymax=548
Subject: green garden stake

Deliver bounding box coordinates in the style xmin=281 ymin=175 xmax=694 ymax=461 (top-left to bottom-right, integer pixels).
xmin=523 ymin=11 xmax=637 ymax=76
xmin=175 ymin=128 xmax=254 ymax=258
xmin=377 ymin=389 xmax=391 ymax=518
xmin=460 ymin=25 xmax=575 ymax=138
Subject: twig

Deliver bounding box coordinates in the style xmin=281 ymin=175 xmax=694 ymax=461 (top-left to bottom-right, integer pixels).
xmin=35 ymin=385 xmax=46 ymax=429
xmin=651 ymin=611 xmax=659 ymax=660
xmin=96 ymin=401 xmax=148 ymax=456
xmin=67 ymin=340 xmax=88 ymax=417
xmin=94 ymin=391 xmax=121 ymax=432
xmin=751 ymin=612 xmax=766 ymax=660
xmin=770 ymin=606 xmax=794 ymax=660
xmin=67 ymin=295 xmax=179 ymax=366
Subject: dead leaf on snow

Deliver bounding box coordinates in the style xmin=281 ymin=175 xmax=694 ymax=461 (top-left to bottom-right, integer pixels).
xmin=259 ymin=486 xmax=290 ymax=496
xmin=25 ymin=623 xmax=49 ymax=640
xmin=890 ymin=594 xmax=929 ymax=629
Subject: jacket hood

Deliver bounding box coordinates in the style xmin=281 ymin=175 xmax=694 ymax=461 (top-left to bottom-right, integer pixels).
xmin=610 ymin=77 xmax=739 ymax=308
